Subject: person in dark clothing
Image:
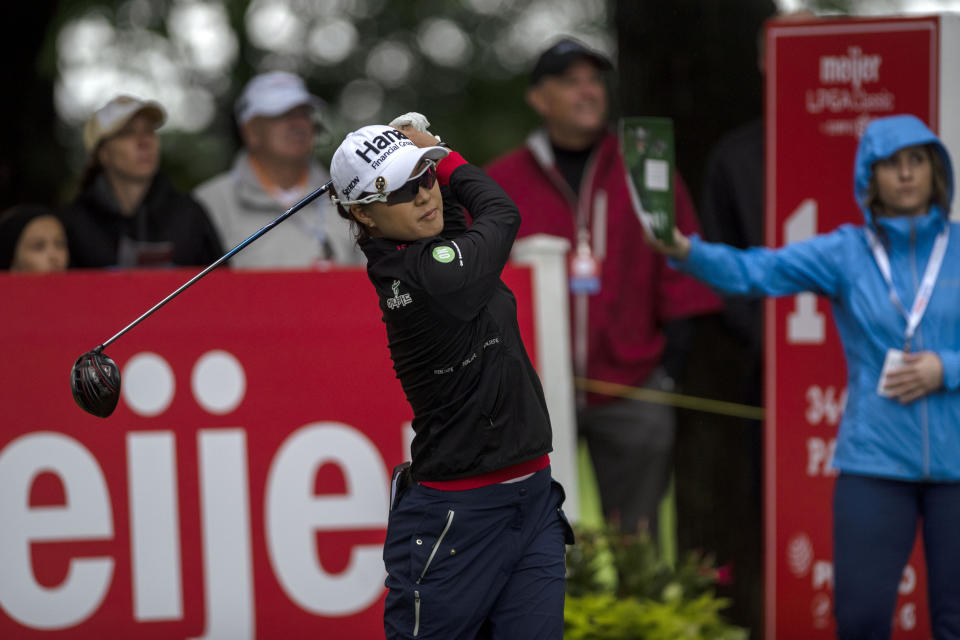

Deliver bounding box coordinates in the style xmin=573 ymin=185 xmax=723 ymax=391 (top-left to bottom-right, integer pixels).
xmin=0 ymin=204 xmax=69 ymax=272
xmin=699 ymin=10 xmax=817 ymax=394
xmin=694 ymin=15 xmax=817 ymax=635
xmin=700 ymin=117 xmax=765 ymax=369
xmin=62 ymin=95 xmax=222 ymax=268
xmin=329 ymin=119 xmax=574 ymax=639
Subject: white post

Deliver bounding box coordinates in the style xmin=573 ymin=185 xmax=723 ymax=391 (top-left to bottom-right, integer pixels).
xmin=940 ymin=14 xmax=960 ymax=221
xmin=511 ymin=234 xmax=579 ymax=522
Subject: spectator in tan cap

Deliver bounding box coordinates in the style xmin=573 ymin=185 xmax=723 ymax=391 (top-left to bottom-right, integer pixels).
xmin=62 ymin=94 xmax=223 ymax=268
xmin=194 ymin=71 xmax=363 ymax=268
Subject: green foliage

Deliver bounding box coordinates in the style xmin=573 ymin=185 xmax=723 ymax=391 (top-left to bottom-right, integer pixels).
xmin=565 ymin=525 xmax=617 ymax=597
xmin=565 ymin=524 xmax=747 ymax=640
xmin=564 ymin=592 xmax=749 ymax=640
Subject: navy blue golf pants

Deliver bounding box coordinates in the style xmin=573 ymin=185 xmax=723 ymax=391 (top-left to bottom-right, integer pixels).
xmin=833 ymin=473 xmax=960 ymax=639
xmin=383 ymin=467 xmax=574 ymax=639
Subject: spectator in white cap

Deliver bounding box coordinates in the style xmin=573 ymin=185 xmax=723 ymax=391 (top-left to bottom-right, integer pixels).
xmin=194 ymin=71 xmax=363 ymax=268
xmin=62 ymin=94 xmax=224 ymax=268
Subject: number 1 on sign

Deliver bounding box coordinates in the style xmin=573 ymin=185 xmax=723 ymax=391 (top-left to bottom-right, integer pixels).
xmin=784 ymin=199 xmax=825 ymax=344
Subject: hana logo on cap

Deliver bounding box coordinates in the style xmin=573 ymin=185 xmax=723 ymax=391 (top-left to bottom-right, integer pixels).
xmin=330 ymin=125 xmax=449 ymax=205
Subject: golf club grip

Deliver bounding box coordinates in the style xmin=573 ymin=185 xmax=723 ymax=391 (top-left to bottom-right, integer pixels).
xmin=99 ymin=181 xmax=334 ymax=350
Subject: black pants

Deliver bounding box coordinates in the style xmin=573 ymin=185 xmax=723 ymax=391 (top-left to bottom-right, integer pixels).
xmin=833 ymin=473 xmax=960 ymax=639
xmin=579 ymin=369 xmax=675 ymax=535
xmin=383 ymin=468 xmax=574 ymax=639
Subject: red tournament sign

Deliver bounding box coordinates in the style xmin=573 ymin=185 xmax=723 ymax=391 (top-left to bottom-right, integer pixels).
xmin=0 ymin=267 xmax=536 ymax=639
xmin=765 ymin=14 xmax=958 ymax=639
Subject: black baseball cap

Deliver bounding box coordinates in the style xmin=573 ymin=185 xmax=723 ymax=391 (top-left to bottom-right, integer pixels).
xmin=529 ymin=37 xmax=613 ymax=86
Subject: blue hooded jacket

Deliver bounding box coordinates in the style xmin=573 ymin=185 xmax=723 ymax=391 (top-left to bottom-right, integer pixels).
xmin=679 ymin=114 xmax=959 ymax=480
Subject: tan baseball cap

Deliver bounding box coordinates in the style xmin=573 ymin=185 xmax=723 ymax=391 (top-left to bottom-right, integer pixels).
xmin=83 ymin=95 xmax=166 ymax=152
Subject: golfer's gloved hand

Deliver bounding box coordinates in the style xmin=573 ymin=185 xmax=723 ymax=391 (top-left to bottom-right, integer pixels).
xmin=390 ymin=112 xmax=436 ymax=137
xmin=390 ymin=112 xmax=443 ymax=148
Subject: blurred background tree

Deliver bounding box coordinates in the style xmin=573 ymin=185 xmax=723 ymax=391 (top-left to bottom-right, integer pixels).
xmin=2 ymin=0 xmax=950 ymax=210
xmin=5 ymin=0 xmax=615 ymax=207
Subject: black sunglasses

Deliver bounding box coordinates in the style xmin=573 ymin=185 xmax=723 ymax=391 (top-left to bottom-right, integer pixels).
xmin=347 ymin=161 xmax=438 ymax=206
xmin=363 ymin=163 xmax=436 ymax=206
xmin=385 ymin=163 xmax=436 ymax=205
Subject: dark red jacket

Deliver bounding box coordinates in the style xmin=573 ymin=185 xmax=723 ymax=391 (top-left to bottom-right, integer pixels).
xmin=486 ymin=129 xmax=720 ymax=404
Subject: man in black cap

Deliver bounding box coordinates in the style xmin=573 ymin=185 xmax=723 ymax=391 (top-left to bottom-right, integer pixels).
xmin=487 ymin=37 xmax=720 ymax=537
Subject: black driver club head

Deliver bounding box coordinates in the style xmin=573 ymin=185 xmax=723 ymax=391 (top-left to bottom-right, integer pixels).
xmin=71 ymin=348 xmax=121 ymax=418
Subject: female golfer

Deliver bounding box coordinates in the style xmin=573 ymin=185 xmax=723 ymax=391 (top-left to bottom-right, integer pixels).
xmin=648 ymin=114 xmax=960 ymax=639
xmin=329 ymin=121 xmax=573 ymax=639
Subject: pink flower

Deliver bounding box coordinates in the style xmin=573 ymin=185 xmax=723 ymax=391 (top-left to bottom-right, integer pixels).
xmin=715 ymin=564 xmax=734 ymax=586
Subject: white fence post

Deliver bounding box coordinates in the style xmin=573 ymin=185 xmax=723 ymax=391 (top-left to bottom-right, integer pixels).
xmin=511 ymin=234 xmax=579 ymax=522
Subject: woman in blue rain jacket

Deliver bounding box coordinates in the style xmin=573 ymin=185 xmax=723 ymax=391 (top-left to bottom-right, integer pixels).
xmin=650 ymin=114 xmax=960 ymax=639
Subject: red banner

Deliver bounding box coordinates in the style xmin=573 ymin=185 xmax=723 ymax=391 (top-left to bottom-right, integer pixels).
xmin=765 ymin=15 xmax=942 ymax=638
xmin=0 ymin=267 xmax=535 ymax=639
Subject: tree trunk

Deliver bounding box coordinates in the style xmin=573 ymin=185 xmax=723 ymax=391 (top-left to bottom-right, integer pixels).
xmin=615 ymin=0 xmax=776 ymax=207
xmin=616 ymin=2 xmax=777 ymax=637
xmin=0 ymin=2 xmax=68 ymax=210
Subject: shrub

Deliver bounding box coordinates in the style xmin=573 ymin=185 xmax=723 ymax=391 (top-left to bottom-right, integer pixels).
xmin=564 ymin=524 xmax=748 ymax=640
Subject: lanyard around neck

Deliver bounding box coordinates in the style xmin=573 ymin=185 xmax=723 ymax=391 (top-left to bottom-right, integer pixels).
xmin=864 ymin=222 xmax=949 ymax=351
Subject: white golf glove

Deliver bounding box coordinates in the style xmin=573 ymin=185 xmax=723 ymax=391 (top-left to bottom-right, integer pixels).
xmin=389 ymin=112 xmax=441 ymax=143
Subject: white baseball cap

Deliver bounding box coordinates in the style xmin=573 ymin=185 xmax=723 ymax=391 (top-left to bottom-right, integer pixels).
xmin=83 ymin=95 xmax=166 ymax=152
xmin=330 ymin=125 xmax=449 ymax=205
xmin=234 ymin=71 xmax=322 ymax=125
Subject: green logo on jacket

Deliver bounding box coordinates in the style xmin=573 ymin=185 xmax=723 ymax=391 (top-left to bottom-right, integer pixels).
xmin=432 ymin=246 xmax=455 ymax=263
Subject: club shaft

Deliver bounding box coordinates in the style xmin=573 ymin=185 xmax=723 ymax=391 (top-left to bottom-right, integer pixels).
xmin=99 ymin=181 xmax=333 ymax=350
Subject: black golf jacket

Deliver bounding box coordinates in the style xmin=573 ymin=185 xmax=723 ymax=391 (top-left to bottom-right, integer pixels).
xmin=360 ymin=160 xmax=553 ymax=482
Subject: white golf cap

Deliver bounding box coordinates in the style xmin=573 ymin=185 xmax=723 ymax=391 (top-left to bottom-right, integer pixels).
xmin=234 ymin=71 xmax=322 ymax=124
xmin=330 ymin=125 xmax=449 ymax=204
xmin=83 ymin=95 xmax=166 ymax=152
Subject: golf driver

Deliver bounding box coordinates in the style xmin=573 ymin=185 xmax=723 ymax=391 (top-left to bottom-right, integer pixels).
xmin=71 ymin=180 xmax=334 ymax=418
